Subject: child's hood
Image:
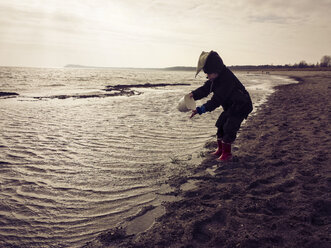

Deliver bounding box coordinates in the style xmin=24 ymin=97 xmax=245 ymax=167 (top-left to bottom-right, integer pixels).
xmin=195 ymin=50 xmax=225 ymax=77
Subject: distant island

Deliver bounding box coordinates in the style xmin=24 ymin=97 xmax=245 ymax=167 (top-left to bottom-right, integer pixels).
xmin=65 ymin=64 xmax=114 ymax=69
xmin=64 ymin=64 xmax=197 ymax=70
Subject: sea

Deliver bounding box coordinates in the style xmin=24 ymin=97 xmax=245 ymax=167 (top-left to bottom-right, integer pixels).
xmin=0 ymin=67 xmax=297 ymax=247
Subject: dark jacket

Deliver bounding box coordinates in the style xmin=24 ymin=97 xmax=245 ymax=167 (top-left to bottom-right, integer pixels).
xmin=192 ymin=67 xmax=253 ymax=118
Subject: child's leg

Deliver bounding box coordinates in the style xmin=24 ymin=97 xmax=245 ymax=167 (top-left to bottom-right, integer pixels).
xmin=222 ymin=115 xmax=245 ymax=143
xmin=215 ymin=112 xmax=227 ymax=140
xmin=212 ymin=112 xmax=227 ymax=156
xmin=216 ymin=115 xmax=245 ymax=162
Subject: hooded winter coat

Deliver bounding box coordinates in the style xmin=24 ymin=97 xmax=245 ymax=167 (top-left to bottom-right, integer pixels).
xmin=191 ymin=67 xmax=253 ymax=118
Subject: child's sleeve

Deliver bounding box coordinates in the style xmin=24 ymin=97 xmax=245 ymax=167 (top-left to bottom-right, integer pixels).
xmin=191 ymin=81 xmax=211 ymax=100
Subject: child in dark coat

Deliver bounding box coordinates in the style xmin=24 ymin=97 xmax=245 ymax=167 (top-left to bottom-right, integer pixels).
xmin=190 ymin=51 xmax=253 ymax=161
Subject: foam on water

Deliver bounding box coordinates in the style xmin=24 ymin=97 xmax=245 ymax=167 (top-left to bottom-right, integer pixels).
xmin=0 ymin=67 xmax=298 ymax=247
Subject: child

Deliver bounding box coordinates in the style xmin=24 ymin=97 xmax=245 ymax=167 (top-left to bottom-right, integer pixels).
xmin=190 ymin=51 xmax=253 ymax=161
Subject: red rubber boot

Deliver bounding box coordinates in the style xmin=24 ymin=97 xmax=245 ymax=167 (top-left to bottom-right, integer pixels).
xmin=217 ymin=142 xmax=232 ymax=162
xmin=211 ymin=139 xmax=222 ymax=156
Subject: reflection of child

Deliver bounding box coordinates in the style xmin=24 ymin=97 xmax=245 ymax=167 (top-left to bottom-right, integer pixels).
xmin=190 ymin=51 xmax=253 ymax=162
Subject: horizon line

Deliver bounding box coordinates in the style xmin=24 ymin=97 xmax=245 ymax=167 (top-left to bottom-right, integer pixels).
xmin=0 ymin=63 xmax=329 ymax=70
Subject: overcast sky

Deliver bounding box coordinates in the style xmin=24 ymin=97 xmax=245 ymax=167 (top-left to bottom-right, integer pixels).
xmin=0 ymin=0 xmax=330 ymax=68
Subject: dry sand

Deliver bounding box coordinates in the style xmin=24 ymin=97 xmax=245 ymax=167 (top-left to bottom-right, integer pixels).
xmin=83 ymin=70 xmax=331 ymax=248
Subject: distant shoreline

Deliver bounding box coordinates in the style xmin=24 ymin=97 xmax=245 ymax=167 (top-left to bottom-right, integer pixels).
xmin=64 ymin=64 xmax=331 ymax=71
xmin=0 ymin=65 xmax=330 ymax=71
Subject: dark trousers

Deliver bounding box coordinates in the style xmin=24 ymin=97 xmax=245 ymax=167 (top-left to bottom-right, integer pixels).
xmin=215 ymin=112 xmax=245 ymax=143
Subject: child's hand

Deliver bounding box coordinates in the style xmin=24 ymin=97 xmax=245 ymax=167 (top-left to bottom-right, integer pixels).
xmin=190 ymin=109 xmax=197 ymax=118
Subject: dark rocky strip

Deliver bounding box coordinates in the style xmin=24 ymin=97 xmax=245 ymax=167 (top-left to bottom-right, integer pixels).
xmin=2 ymin=83 xmax=190 ymax=100
xmin=0 ymin=92 xmax=19 ymax=97
xmin=104 ymin=83 xmax=190 ymax=91
xmin=32 ymin=90 xmax=141 ymax=100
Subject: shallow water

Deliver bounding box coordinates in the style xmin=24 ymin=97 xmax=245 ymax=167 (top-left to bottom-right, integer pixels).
xmin=0 ymin=67 xmax=297 ymax=247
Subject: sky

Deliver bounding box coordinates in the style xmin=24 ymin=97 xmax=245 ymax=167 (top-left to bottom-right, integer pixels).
xmin=0 ymin=0 xmax=330 ymax=68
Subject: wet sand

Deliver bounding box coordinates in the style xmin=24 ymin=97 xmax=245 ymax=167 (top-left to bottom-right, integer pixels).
xmin=82 ymin=70 xmax=331 ymax=248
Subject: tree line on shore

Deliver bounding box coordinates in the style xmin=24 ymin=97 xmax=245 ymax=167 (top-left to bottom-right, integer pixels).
xmin=266 ymin=55 xmax=331 ymax=69
xmin=165 ymin=55 xmax=331 ymax=71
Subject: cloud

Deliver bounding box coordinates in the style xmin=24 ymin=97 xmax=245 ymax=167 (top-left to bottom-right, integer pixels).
xmin=240 ymin=0 xmax=331 ymax=25
xmin=0 ymin=0 xmax=330 ymax=67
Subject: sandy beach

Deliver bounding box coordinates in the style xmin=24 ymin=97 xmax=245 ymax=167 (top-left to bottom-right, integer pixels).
xmin=82 ymin=70 xmax=330 ymax=248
